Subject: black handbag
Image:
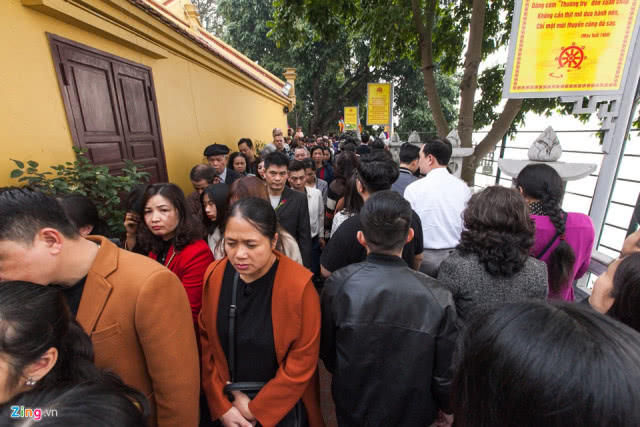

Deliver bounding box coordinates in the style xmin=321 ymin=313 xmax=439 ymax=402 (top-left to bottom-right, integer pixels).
xmin=223 ymin=272 xmax=307 ymax=427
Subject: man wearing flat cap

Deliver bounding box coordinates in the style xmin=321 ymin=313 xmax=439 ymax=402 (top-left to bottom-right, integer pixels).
xmin=204 ymin=143 xmax=242 ymax=185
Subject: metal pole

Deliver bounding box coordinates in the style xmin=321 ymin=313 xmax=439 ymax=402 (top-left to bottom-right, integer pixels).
xmin=589 ymin=36 xmax=640 ymax=244
xmin=389 ymin=83 xmax=394 ymax=138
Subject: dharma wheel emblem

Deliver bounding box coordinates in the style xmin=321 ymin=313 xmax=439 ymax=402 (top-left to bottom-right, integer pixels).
xmin=556 ymin=43 xmax=586 ymax=70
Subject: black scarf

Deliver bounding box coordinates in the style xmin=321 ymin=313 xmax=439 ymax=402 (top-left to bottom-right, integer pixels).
xmin=529 ymin=201 xmax=546 ymax=216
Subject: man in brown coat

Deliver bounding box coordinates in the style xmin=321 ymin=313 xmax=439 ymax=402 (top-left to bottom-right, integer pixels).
xmin=0 ymin=189 xmax=200 ymax=426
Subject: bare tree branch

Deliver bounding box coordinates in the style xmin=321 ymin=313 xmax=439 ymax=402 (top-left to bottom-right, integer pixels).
xmin=411 ymin=0 xmax=449 ymax=137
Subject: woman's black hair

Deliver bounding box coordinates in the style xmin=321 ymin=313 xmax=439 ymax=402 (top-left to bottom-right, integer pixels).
xmin=452 ymin=301 xmax=640 ymax=426
xmin=2 ymin=378 xmax=148 ymax=426
xmin=136 ymin=183 xmax=203 ymax=254
xmin=58 ymin=194 xmax=110 ymax=237
xmin=342 ymin=174 xmax=364 ymax=215
xmin=334 ymin=151 xmax=358 ymax=181
xmin=228 ymin=152 xmax=248 ymax=174
xmin=457 ymin=186 xmax=534 ymax=277
xmin=201 ymin=183 xmax=229 ymax=234
xmin=226 ymin=197 xmax=277 ymax=242
xmin=125 ymin=184 xmax=147 ymax=213
xmin=0 ymin=282 xmax=123 ymax=394
xmin=516 ymin=163 xmax=576 ymax=293
xmin=607 ymin=252 xmax=640 ymax=332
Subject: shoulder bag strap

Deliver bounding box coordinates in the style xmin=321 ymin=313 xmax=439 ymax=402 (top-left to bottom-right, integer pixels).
xmin=536 ymin=212 xmax=568 ymax=259
xmin=228 ymin=271 xmax=239 ymax=382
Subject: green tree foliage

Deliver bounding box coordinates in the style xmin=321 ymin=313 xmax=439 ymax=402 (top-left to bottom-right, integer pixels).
xmin=269 ymin=0 xmax=582 ymax=184
xmin=194 ymin=0 xmax=459 ymax=136
xmin=9 ymin=148 xmax=150 ymax=236
xmin=392 ymin=60 xmax=459 ymax=137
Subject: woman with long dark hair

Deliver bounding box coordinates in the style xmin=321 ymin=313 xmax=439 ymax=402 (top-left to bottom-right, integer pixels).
xmin=330 ymin=174 xmax=363 ymax=237
xmin=137 ymin=183 xmax=214 ymax=328
xmin=438 ymin=186 xmax=548 ymax=323
xmin=199 ymin=197 xmax=323 ymax=426
xmin=516 ymin=164 xmax=595 ymax=301
xmin=0 ymin=281 xmax=148 ymax=421
xmin=325 ymin=150 xmax=359 ymax=236
xmin=452 ymin=301 xmax=640 ymax=426
xmin=202 ymin=183 xmax=229 ymax=259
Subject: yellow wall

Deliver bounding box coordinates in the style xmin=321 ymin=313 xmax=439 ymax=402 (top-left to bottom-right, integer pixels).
xmin=0 ymin=0 xmax=288 ymax=192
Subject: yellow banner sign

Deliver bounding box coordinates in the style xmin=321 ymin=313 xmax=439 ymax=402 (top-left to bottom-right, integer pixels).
xmin=344 ymin=106 xmax=358 ymax=130
xmin=505 ymin=0 xmax=640 ymax=96
xmin=366 ymin=83 xmax=391 ymax=125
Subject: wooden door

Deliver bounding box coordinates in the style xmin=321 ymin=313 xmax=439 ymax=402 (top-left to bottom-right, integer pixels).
xmin=113 ymin=62 xmax=166 ymax=183
xmin=48 ymin=34 xmax=168 ymax=182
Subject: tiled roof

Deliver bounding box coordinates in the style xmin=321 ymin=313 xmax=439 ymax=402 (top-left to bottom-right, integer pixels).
xmin=127 ymin=0 xmax=290 ymax=102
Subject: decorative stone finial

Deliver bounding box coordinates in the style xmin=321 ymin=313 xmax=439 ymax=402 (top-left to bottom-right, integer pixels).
xmin=446 ymin=129 xmax=461 ymax=147
xmin=408 ymin=131 xmax=421 ymax=144
xmin=528 ymin=126 xmax=562 ymax=161
xmin=184 ymin=3 xmax=202 ymax=30
xmin=498 ymin=125 xmax=595 ymax=181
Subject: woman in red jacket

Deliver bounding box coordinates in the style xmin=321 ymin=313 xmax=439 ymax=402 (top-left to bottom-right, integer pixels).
xmin=199 ymin=197 xmax=323 ymax=427
xmin=137 ymin=183 xmax=213 ymax=330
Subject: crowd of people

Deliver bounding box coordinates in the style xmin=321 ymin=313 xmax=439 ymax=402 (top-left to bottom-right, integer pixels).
xmin=1 ymin=127 xmax=640 ymax=426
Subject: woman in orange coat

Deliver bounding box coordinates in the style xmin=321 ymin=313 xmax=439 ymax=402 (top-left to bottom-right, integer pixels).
xmin=199 ymin=197 xmax=323 ymax=427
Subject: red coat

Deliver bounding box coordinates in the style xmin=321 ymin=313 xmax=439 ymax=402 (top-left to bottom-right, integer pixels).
xmin=149 ymin=239 xmax=213 ymax=325
xmin=199 ymin=252 xmax=324 ymax=427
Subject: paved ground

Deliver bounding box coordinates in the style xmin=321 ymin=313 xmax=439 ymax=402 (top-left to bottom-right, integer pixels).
xmin=318 ymin=361 xmax=338 ymax=427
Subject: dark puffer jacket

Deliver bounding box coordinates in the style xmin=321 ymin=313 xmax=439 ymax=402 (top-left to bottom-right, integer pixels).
xmin=320 ymin=253 xmax=458 ymax=426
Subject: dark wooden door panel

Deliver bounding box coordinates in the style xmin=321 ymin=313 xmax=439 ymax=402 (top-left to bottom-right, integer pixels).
xmin=136 ymin=160 xmax=163 ymax=184
xmin=84 ymin=142 xmax=125 ymax=165
xmin=48 ymin=34 xmax=168 ymax=182
xmin=113 ymin=61 xmax=168 ymax=181
xmin=130 ymin=142 xmax=157 ymax=160
xmin=119 ymin=75 xmax=152 ymax=135
xmin=58 ymin=44 xmax=128 ymax=170
xmin=72 ymin=66 xmax=118 ymax=134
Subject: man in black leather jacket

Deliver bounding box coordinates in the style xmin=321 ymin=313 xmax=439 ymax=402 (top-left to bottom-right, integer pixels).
xmin=321 ymin=191 xmax=458 ymax=426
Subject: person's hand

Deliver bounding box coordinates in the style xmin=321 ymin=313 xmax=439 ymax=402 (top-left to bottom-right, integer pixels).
xmin=433 ymin=410 xmax=454 ymax=427
xmin=231 ymin=390 xmax=256 ymax=425
xmin=622 ymin=230 xmax=640 ymax=257
xmin=319 ymin=238 xmax=326 ymax=249
xmin=124 ymin=212 xmax=139 ymax=235
xmin=220 ymin=407 xmax=253 ymax=427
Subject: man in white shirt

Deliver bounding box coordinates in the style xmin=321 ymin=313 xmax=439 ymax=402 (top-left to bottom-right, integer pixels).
xmin=404 ymin=137 xmax=471 ymax=277
xmin=289 ymin=160 xmax=324 ymax=277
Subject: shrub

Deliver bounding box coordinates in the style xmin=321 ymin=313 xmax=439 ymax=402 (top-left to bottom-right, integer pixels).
xmin=10 ymin=147 xmax=150 ymax=236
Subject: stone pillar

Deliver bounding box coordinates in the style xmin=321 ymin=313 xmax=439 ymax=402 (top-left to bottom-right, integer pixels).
xmin=389 ymin=133 xmax=403 ymax=163
xmin=283 ymin=68 xmax=297 ymax=108
xmin=184 ymin=4 xmax=202 ymax=30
